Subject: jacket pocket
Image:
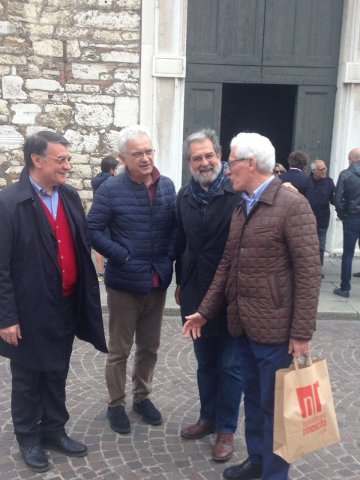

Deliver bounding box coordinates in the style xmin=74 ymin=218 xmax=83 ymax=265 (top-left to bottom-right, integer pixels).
xmin=268 ymin=275 xmax=282 ymax=308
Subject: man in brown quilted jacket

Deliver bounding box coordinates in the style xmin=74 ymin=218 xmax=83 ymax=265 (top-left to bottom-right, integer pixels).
xmin=183 ymin=132 xmax=321 ymax=480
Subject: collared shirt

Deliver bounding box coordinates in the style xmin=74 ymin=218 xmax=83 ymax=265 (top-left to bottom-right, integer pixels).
xmin=241 ymin=175 xmax=274 ymax=215
xmin=29 ymin=176 xmax=59 ymax=219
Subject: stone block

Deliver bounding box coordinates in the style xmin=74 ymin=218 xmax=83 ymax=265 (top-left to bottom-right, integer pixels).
xmin=0 ymin=21 xmax=17 ymax=35
xmin=33 ymin=40 xmax=63 ymax=57
xmin=0 ymin=55 xmax=26 ymax=65
xmin=67 ymin=40 xmax=81 ymax=58
xmin=72 ymin=63 xmax=111 ymax=80
xmin=0 ymin=100 xmax=10 ymax=115
xmin=115 ymin=0 xmax=141 ymax=7
xmin=11 ymin=104 xmax=41 ymax=125
xmin=83 ymin=85 xmax=100 ymax=93
xmin=114 ymin=67 xmax=139 ymax=81
xmin=65 ymin=84 xmax=83 ymax=92
xmin=41 ymin=104 xmax=73 ymax=130
xmin=69 ymin=153 xmax=90 ymax=164
xmin=101 ymin=51 xmax=139 ymax=63
xmin=25 ymin=79 xmax=64 ymax=91
xmin=75 ymin=104 xmax=113 ymax=127
xmin=0 ymin=126 xmax=24 ymax=150
xmin=64 ymin=129 xmax=99 ymax=154
xmin=114 ymin=97 xmax=138 ymax=127
xmin=68 ymin=94 xmax=113 ymax=104
xmin=71 ymin=163 xmax=92 ymax=179
xmin=74 ymin=11 xmax=139 ymax=30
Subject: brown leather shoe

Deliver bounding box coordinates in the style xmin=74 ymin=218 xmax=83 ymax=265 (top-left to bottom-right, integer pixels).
xmin=180 ymin=420 xmax=215 ymax=439
xmin=212 ymin=433 xmax=233 ymax=462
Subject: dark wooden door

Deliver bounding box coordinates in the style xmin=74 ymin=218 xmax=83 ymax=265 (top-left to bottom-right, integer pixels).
xmin=183 ymin=0 xmax=343 ymax=179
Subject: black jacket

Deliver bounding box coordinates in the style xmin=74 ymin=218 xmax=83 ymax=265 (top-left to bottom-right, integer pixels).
xmin=279 ymin=168 xmax=315 ymax=207
xmin=310 ymin=175 xmax=335 ymax=229
xmin=0 ymin=168 xmax=108 ymax=371
xmin=175 ymin=180 xmax=241 ymax=336
xmin=335 ymin=161 xmax=360 ymax=219
xmin=91 ymin=172 xmax=113 ymax=192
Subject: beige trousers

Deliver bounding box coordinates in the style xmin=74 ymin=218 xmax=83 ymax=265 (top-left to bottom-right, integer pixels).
xmin=105 ymin=287 xmax=166 ymax=406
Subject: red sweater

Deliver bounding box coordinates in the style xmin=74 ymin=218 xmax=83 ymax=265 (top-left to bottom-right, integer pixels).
xmin=39 ymin=196 xmax=78 ymax=296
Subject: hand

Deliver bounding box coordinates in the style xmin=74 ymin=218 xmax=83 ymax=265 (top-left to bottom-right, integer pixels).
xmin=288 ymin=338 xmax=310 ymax=358
xmin=175 ymin=285 xmax=180 ymax=306
xmin=0 ymin=324 xmax=22 ymax=347
xmin=182 ymin=313 xmax=207 ymax=340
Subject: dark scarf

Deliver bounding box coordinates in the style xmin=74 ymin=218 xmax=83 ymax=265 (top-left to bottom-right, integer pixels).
xmin=190 ymin=161 xmax=229 ymax=219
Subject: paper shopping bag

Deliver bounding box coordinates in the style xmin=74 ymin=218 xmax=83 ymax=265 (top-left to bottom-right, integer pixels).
xmin=273 ymin=357 xmax=340 ymax=463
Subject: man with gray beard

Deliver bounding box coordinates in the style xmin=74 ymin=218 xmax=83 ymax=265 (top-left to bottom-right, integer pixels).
xmin=175 ymin=129 xmax=242 ymax=462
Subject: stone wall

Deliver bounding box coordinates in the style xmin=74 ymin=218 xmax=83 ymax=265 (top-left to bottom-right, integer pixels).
xmin=0 ymin=0 xmax=141 ymax=210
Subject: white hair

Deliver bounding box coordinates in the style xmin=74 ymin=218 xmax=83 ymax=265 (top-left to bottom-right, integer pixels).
xmin=118 ymin=125 xmax=152 ymax=155
xmin=230 ymin=132 xmax=275 ymax=174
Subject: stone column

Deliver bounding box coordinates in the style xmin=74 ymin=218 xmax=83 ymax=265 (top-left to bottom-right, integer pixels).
xmin=140 ymin=0 xmax=187 ymax=190
xmin=328 ymin=0 xmax=360 ymax=253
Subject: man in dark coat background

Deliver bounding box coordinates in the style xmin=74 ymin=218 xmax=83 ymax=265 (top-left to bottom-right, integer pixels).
xmin=175 ymin=129 xmax=242 ymax=462
xmin=0 ymin=131 xmax=107 ymax=473
xmin=279 ymin=150 xmax=315 ymax=207
xmin=310 ymin=159 xmax=335 ymax=268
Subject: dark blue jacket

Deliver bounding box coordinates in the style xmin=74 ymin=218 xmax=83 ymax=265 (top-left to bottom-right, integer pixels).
xmin=0 ymin=168 xmax=107 ymax=371
xmin=87 ymin=169 xmax=177 ymax=294
xmin=91 ymin=172 xmax=113 ymax=192
xmin=279 ymin=168 xmax=315 ymax=207
xmin=310 ymin=174 xmax=335 ymax=229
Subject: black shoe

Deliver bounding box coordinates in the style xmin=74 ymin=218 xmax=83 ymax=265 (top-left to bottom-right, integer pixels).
xmin=107 ymin=405 xmax=130 ymax=434
xmin=333 ymin=288 xmax=350 ymax=298
xmin=223 ymin=458 xmax=262 ymax=480
xmin=42 ymin=433 xmax=87 ymax=457
xmin=353 ymin=272 xmax=360 ymax=278
xmin=133 ymin=398 xmax=162 ymax=426
xmin=19 ymin=444 xmax=49 ymax=472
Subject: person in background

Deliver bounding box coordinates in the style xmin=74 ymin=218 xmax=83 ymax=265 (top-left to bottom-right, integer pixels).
xmin=279 ymin=150 xmax=315 ymax=206
xmin=91 ymin=155 xmax=119 ymax=280
xmin=310 ymin=159 xmax=335 ymax=271
xmin=87 ymin=125 xmax=177 ymax=434
xmin=333 ymin=147 xmax=360 ymax=297
xmin=176 ymin=129 xmax=242 ymax=462
xmin=183 ymin=132 xmax=321 ymax=480
xmin=0 ymin=131 xmax=107 ymax=473
xmin=273 ymin=163 xmax=286 ymax=175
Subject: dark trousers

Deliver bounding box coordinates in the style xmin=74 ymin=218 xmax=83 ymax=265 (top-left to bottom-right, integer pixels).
xmin=11 ymin=294 xmax=78 ymax=446
xmin=193 ymin=335 xmax=242 ymax=433
xmin=238 ymin=336 xmax=292 ymax=480
xmin=341 ymin=216 xmax=360 ymax=291
xmin=317 ymin=227 xmax=328 ymax=266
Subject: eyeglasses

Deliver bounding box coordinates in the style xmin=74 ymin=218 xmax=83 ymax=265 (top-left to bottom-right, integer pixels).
xmin=314 ymin=167 xmax=327 ymax=172
xmin=274 ymin=170 xmax=281 ymax=174
xmin=126 ymin=149 xmax=155 ymax=159
xmin=227 ymin=157 xmax=251 ymax=169
xmin=190 ymin=152 xmax=217 ymax=163
xmin=45 ymin=154 xmax=72 ymax=165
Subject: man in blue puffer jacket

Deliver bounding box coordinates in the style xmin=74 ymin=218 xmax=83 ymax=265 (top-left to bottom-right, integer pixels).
xmin=87 ymin=125 xmax=177 ymax=434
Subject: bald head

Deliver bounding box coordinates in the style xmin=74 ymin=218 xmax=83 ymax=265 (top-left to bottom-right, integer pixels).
xmin=348 ymin=148 xmax=360 ymax=165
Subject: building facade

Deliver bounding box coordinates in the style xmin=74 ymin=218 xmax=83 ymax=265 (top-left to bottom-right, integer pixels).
xmin=0 ymin=0 xmax=359 ymax=251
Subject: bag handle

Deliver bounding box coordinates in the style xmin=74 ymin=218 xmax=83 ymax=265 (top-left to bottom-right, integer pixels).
xmin=293 ymin=355 xmax=313 ymax=369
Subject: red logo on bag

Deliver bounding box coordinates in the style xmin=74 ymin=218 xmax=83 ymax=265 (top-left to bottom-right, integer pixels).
xmin=296 ymin=381 xmax=322 ymax=418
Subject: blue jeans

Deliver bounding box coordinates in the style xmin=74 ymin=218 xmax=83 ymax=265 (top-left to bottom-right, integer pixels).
xmin=193 ymin=335 xmax=242 ymax=433
xmin=238 ymin=336 xmax=292 ymax=480
xmin=341 ymin=216 xmax=360 ymax=291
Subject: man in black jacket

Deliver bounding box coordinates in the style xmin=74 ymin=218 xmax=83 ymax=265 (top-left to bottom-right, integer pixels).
xmin=175 ymin=129 xmax=242 ymax=462
xmin=310 ymin=159 xmax=335 ymax=268
xmin=334 ymin=147 xmax=360 ymax=297
xmin=0 ymin=131 xmax=107 ymax=473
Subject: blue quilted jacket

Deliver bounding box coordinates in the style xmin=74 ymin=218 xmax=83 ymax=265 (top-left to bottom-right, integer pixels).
xmin=87 ymin=169 xmax=177 ymax=294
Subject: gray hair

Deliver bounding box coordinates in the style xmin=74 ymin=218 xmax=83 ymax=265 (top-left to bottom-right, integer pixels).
xmin=230 ymin=132 xmax=275 ymax=174
xmin=349 ymin=148 xmax=360 ymax=164
xmin=183 ymin=128 xmax=221 ymax=163
xmin=118 ymin=125 xmax=152 ymax=155
xmin=310 ymin=159 xmax=323 ymax=171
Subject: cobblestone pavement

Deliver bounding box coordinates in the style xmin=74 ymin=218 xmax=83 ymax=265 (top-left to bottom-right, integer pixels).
xmin=0 ymin=316 xmax=359 ymax=480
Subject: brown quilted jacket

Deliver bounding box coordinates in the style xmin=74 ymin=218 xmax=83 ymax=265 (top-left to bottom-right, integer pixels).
xmin=198 ymin=177 xmax=321 ymax=344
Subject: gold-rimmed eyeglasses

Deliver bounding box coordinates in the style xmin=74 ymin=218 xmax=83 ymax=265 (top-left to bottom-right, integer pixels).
xmin=45 ymin=154 xmax=72 ymax=165
xmin=126 ymin=149 xmax=155 ymax=159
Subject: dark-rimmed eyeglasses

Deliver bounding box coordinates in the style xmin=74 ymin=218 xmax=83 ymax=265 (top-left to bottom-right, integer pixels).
xmin=227 ymin=157 xmax=251 ymax=169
